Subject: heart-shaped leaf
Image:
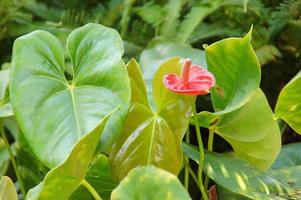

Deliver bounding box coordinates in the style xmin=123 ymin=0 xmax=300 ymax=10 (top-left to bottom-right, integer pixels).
xmin=0 ymin=176 xmax=18 ymax=200
xmin=10 ymin=23 xmax=130 ymax=168
xmin=70 ymin=154 xmax=117 ymax=200
xmin=275 ymin=72 xmax=301 ymax=134
xmin=111 ymin=166 xmax=192 ymax=200
xmin=197 ymin=89 xmax=281 ymax=170
xmin=0 ymin=69 xmax=13 ymax=118
xmin=26 ymin=112 xmax=113 ymax=200
xmin=111 ymin=58 xmax=191 ymax=180
xmin=205 ymin=28 xmax=260 ymax=113
xmin=182 ymin=143 xmax=300 ymax=200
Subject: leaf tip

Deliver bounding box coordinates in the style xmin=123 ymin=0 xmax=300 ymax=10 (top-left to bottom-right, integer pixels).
xmin=244 ymin=25 xmax=253 ymax=43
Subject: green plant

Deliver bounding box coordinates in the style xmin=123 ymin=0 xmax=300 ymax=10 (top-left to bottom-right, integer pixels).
xmin=0 ymin=21 xmax=300 ymax=200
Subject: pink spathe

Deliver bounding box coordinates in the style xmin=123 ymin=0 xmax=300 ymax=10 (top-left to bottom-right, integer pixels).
xmin=163 ymin=58 xmax=215 ymax=95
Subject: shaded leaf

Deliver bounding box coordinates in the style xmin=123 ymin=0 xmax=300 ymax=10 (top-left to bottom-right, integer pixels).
xmin=272 ymin=143 xmax=301 ymax=169
xmin=70 ymin=154 xmax=117 ymax=200
xmin=26 ymin=112 xmax=113 ymax=200
xmin=0 ymin=69 xmax=13 ymax=118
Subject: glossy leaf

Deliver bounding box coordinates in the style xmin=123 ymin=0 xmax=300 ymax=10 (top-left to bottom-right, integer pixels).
xmin=275 ymin=72 xmax=301 ymax=134
xmin=70 ymin=154 xmax=117 ymax=200
xmin=0 ymin=69 xmax=13 ymax=117
xmin=10 ymin=23 xmax=130 ymax=168
xmin=182 ymin=143 xmax=299 ymax=200
xmin=111 ymin=59 xmax=191 ymax=180
xmin=205 ymin=28 xmax=261 ymax=113
xmin=272 ymin=143 xmax=301 ymax=169
xmin=111 ymin=166 xmax=192 ymax=200
xmin=0 ymin=176 xmax=18 ymax=200
xmin=26 ymin=112 xmax=112 ymax=200
xmin=197 ymin=90 xmax=281 ymax=170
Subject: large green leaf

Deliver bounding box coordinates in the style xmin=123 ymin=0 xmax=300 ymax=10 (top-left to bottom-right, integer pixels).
xmin=0 ymin=69 xmax=13 ymax=118
xmin=70 ymin=154 xmax=117 ymax=200
xmin=26 ymin=112 xmax=113 ymax=200
xmin=205 ymin=28 xmax=261 ymax=113
xmin=275 ymin=72 xmax=301 ymax=134
xmin=272 ymin=143 xmax=301 ymax=169
xmin=197 ymin=90 xmax=281 ymax=170
xmin=10 ymin=23 xmax=130 ymax=168
xmin=0 ymin=176 xmax=18 ymax=200
xmin=139 ymin=43 xmax=206 ymax=107
xmin=111 ymin=58 xmax=191 ymax=180
xmin=182 ymin=144 xmax=299 ymax=200
xmin=111 ymin=166 xmax=192 ymax=200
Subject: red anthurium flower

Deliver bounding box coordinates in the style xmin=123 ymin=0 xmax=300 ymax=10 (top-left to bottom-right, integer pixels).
xmin=163 ymin=58 xmax=215 ymax=95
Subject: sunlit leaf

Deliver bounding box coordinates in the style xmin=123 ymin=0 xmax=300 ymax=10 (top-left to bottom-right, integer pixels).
xmin=111 ymin=166 xmax=192 ymax=200
xmin=10 ymin=23 xmax=130 ymax=168
xmin=275 ymin=72 xmax=301 ymax=134
xmin=0 ymin=176 xmax=18 ymax=200
xmin=205 ymin=28 xmax=260 ymax=113
xmin=182 ymin=143 xmax=300 ymax=200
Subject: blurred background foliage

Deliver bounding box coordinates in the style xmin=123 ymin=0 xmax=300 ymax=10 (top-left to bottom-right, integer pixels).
xmin=0 ymin=0 xmax=300 ymax=198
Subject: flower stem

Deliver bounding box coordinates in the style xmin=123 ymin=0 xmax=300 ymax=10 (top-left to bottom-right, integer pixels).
xmin=0 ymin=121 xmax=26 ymax=197
xmin=81 ymin=179 xmax=102 ymax=200
xmin=192 ymin=105 xmax=209 ymax=200
xmin=184 ymin=161 xmax=199 ymax=188
xmin=204 ymin=127 xmax=215 ymax=189
xmin=184 ymin=128 xmax=190 ymax=190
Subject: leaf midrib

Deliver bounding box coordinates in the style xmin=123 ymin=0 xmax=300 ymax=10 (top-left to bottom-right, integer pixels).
xmin=147 ymin=114 xmax=157 ymax=165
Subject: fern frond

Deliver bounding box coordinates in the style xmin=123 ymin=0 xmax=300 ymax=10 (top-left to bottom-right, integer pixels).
xmin=135 ymin=2 xmax=164 ymax=29
xmin=269 ymin=0 xmax=301 ymax=39
xmin=120 ymin=0 xmax=135 ymax=37
xmin=176 ymin=0 xmax=225 ymax=44
xmin=24 ymin=1 xmax=62 ymax=21
xmin=60 ymin=9 xmax=89 ymax=26
xmin=189 ymin=23 xmax=242 ymax=43
xmin=255 ymin=45 xmax=282 ymax=66
xmin=159 ymin=0 xmax=182 ymax=40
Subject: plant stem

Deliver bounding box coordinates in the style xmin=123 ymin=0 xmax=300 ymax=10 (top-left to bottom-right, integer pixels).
xmin=192 ymin=105 xmax=209 ymax=200
xmin=184 ymin=160 xmax=199 ymax=188
xmin=81 ymin=179 xmax=102 ymax=200
xmin=204 ymin=127 xmax=215 ymax=190
xmin=0 ymin=121 xmax=26 ymax=197
xmin=184 ymin=128 xmax=190 ymax=190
